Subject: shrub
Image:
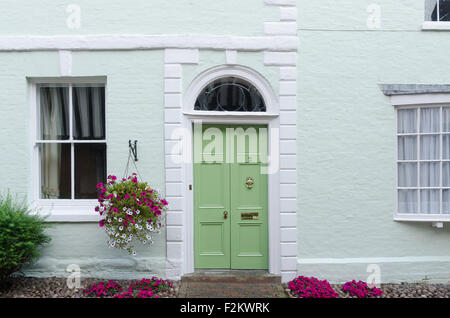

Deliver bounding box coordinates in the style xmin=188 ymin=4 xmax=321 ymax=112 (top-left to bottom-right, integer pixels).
xmin=288 ymin=276 xmax=338 ymax=298
xmin=342 ymin=280 xmax=383 ymax=298
xmin=0 ymin=192 xmax=51 ymax=283
xmin=83 ymin=280 xmax=123 ymax=297
xmin=95 ymin=174 xmax=168 ymax=255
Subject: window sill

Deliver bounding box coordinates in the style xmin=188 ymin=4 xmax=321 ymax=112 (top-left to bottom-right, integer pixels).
xmin=422 ymin=21 xmax=450 ymax=30
xmin=394 ymin=213 xmax=450 ymax=223
xmin=35 ymin=200 xmax=100 ymax=222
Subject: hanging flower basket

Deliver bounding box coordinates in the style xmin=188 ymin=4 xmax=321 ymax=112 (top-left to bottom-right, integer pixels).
xmin=95 ymin=173 xmax=168 ymax=255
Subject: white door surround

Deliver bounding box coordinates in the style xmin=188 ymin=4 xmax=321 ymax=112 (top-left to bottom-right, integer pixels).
xmin=164 ymin=63 xmax=298 ymax=282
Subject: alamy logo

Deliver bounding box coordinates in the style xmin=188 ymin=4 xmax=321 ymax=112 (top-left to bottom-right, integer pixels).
xmin=66 ymin=264 xmax=81 ymax=290
xmin=367 ymin=4 xmax=381 ymax=29
xmin=366 ymin=264 xmax=381 ymax=288
xmin=168 ymin=122 xmax=280 ymax=175
xmin=66 ymin=4 xmax=81 ymax=29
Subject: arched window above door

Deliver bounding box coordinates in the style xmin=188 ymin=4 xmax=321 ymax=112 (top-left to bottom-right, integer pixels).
xmin=194 ymin=77 xmax=266 ymax=112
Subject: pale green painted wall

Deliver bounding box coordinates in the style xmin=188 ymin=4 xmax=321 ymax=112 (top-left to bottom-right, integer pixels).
xmin=296 ymin=0 xmax=450 ymax=282
xmin=0 ymin=48 xmax=278 ymax=279
xmin=0 ymin=0 xmax=276 ymax=36
xmin=0 ymin=50 xmax=168 ymax=278
xmin=1 ymin=0 xmax=450 ymax=283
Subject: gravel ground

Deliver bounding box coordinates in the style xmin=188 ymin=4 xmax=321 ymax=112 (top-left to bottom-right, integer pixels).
xmin=284 ymin=283 xmax=450 ymax=298
xmin=2 ymin=277 xmax=450 ymax=298
xmin=0 ymin=277 xmax=180 ymax=298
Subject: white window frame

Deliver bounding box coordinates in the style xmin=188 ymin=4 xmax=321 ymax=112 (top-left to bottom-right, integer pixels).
xmin=423 ymin=0 xmax=450 ymax=30
xmin=29 ymin=77 xmax=106 ymax=222
xmin=392 ymin=93 xmax=450 ymax=223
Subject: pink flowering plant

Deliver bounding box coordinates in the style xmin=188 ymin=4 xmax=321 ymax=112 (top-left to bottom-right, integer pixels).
xmin=83 ymin=280 xmax=123 ymax=297
xmin=288 ymin=276 xmax=338 ymax=298
xmin=342 ymin=280 xmax=383 ymax=298
xmin=128 ymin=277 xmax=173 ymax=294
xmin=114 ymin=289 xmax=158 ymax=298
xmin=113 ymin=277 xmax=173 ymax=298
xmin=95 ymin=174 xmax=168 ymax=255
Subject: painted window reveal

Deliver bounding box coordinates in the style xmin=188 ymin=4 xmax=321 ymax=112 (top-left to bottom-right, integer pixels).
xmin=194 ymin=77 xmax=266 ymax=112
xmin=37 ymin=84 xmax=106 ymax=200
xmin=397 ymin=106 xmax=450 ymax=215
xmin=426 ymin=0 xmax=450 ymax=21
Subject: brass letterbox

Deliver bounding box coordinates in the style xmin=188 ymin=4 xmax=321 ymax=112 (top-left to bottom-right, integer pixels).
xmin=241 ymin=212 xmax=259 ymax=220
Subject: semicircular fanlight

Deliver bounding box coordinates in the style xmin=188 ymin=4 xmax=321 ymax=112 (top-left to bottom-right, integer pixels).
xmin=194 ymin=77 xmax=266 ymax=112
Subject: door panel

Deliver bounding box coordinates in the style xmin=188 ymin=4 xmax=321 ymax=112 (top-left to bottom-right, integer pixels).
xmin=194 ymin=124 xmax=268 ymax=270
xmin=194 ymin=125 xmax=230 ymax=268
xmin=230 ymin=126 xmax=268 ymax=269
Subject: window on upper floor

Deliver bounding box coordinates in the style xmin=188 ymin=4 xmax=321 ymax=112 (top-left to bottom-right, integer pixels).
xmin=425 ymin=0 xmax=450 ymax=21
xmin=396 ymin=106 xmax=450 ymax=217
xmin=35 ymin=83 xmax=106 ymax=200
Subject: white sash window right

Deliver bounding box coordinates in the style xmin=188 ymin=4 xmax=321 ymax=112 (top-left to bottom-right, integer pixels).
xmin=397 ymin=105 xmax=450 ymax=219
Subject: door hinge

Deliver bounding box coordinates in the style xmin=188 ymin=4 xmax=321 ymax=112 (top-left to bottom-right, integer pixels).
xmin=189 ymin=184 xmax=192 ymax=190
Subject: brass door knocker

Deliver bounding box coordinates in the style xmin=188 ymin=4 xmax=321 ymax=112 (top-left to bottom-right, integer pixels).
xmin=245 ymin=177 xmax=254 ymax=189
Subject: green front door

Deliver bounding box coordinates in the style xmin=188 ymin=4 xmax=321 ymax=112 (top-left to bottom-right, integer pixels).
xmin=194 ymin=124 xmax=268 ymax=269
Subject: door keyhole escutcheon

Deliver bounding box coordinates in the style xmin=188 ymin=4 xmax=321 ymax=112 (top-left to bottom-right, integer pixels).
xmin=224 ymin=211 xmax=228 ymax=219
xmin=246 ymin=177 xmax=254 ymax=189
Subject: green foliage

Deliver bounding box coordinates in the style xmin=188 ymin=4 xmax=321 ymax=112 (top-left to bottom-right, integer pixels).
xmin=0 ymin=192 xmax=51 ymax=282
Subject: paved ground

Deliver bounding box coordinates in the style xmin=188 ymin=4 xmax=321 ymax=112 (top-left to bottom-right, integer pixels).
xmin=178 ymin=270 xmax=286 ymax=298
xmin=179 ymin=282 xmax=286 ymax=298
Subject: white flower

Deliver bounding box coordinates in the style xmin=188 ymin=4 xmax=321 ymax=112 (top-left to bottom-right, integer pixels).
xmin=115 ymin=233 xmax=119 ymax=237
xmin=132 ymin=251 xmax=137 ymax=256
xmin=142 ymin=240 xmax=146 ymax=244
xmin=135 ymin=224 xmax=139 ymax=228
xmin=121 ymin=234 xmax=126 ymax=239
xmin=107 ymin=219 xmax=112 ymax=223
xmin=146 ymin=234 xmax=151 ymax=240
xmin=136 ymin=210 xmax=140 ymax=215
xmin=119 ymin=226 xmax=123 ymax=231
xmin=138 ymin=225 xmax=143 ymax=230
xmin=118 ymin=218 xmax=123 ymax=222
xmin=122 ymin=207 xmax=126 ymax=211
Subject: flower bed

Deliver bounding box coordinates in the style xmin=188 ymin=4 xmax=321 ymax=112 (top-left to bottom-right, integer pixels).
xmin=83 ymin=277 xmax=175 ymax=298
xmin=83 ymin=280 xmax=123 ymax=297
xmin=342 ymin=280 xmax=383 ymax=298
xmin=288 ymin=276 xmax=338 ymax=298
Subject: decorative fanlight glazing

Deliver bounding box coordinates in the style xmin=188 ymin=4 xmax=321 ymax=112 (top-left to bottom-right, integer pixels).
xmin=194 ymin=77 xmax=266 ymax=112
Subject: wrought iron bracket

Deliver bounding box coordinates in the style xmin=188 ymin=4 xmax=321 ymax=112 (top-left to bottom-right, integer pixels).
xmin=129 ymin=140 xmax=138 ymax=162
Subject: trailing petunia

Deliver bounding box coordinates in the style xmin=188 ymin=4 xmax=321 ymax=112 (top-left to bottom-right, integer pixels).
xmin=288 ymin=276 xmax=338 ymax=298
xmin=94 ymin=174 xmax=168 ymax=255
xmin=342 ymin=280 xmax=383 ymax=298
xmin=83 ymin=280 xmax=123 ymax=298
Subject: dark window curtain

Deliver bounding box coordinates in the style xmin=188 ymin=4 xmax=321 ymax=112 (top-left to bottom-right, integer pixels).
xmin=40 ymin=87 xmax=69 ymax=140
xmin=73 ymin=87 xmax=106 ymax=140
xmin=432 ymin=0 xmax=450 ymax=21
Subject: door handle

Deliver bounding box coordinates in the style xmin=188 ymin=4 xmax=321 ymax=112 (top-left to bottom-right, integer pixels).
xmin=224 ymin=211 xmax=228 ymax=219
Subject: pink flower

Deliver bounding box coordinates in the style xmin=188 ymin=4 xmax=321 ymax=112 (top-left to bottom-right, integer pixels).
xmin=99 ymin=219 xmax=105 ymax=227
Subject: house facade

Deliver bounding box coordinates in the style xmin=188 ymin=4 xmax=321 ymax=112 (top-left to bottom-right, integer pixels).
xmin=1 ymin=0 xmax=450 ymax=283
